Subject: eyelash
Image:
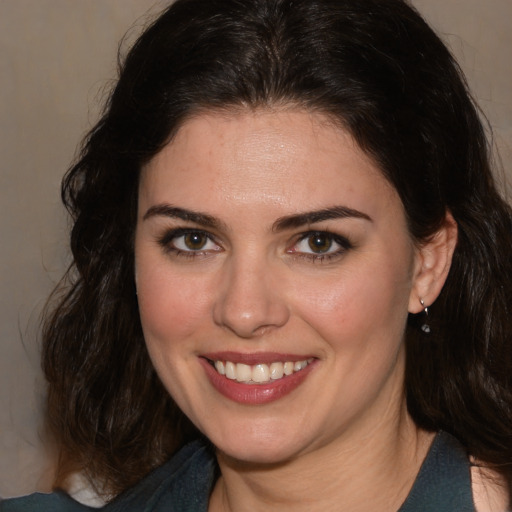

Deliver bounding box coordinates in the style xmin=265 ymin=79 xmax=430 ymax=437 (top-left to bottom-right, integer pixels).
xmin=157 ymin=228 xmax=221 ymax=259
xmin=157 ymin=228 xmax=353 ymax=263
xmin=288 ymin=231 xmax=353 ymax=263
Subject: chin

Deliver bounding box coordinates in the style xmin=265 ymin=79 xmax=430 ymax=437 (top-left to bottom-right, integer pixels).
xmin=207 ymin=421 xmax=314 ymax=466
xmin=218 ymin=442 xmax=300 ymax=466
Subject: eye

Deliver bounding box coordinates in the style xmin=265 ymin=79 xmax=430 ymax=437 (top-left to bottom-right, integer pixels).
xmin=303 ymin=233 xmax=335 ymax=253
xmin=158 ymin=228 xmax=221 ymax=256
xmin=289 ymin=231 xmax=352 ymax=260
xmin=174 ymin=232 xmax=214 ymax=251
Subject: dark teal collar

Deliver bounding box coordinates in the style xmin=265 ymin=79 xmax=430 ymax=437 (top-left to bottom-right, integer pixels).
xmin=398 ymin=431 xmax=475 ymax=511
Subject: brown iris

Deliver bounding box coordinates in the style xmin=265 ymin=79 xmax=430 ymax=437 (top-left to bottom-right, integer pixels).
xmin=308 ymin=233 xmax=333 ymax=253
xmin=184 ymin=232 xmax=208 ymax=250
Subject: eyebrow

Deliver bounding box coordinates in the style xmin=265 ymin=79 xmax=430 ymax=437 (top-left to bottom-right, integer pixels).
xmin=272 ymin=206 xmax=371 ymax=231
xmin=143 ymin=204 xmax=371 ymax=232
xmin=143 ymin=204 xmax=227 ymax=231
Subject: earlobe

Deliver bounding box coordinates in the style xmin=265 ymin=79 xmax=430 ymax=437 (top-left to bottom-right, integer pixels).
xmin=408 ymin=212 xmax=458 ymax=314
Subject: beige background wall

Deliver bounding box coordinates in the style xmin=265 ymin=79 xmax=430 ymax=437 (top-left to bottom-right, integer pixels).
xmin=0 ymin=0 xmax=510 ymax=498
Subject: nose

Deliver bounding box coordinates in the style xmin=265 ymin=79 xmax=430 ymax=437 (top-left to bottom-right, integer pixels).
xmin=212 ymin=255 xmax=290 ymax=339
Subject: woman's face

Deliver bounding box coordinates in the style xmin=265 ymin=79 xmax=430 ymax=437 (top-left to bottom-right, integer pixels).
xmin=135 ymin=109 xmax=422 ymax=464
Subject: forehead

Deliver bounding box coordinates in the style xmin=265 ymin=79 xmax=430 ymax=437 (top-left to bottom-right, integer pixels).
xmin=139 ymin=109 xmax=402 ymax=224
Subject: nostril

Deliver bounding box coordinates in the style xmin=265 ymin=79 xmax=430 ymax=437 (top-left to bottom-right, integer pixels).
xmin=213 ymin=296 xmax=290 ymax=338
xmin=212 ymin=261 xmax=290 ymax=337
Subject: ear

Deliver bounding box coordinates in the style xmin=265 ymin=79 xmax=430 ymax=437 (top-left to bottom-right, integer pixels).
xmin=408 ymin=212 xmax=458 ymax=313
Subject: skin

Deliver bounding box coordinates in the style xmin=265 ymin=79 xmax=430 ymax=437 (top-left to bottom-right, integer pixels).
xmin=135 ymin=109 xmax=460 ymax=511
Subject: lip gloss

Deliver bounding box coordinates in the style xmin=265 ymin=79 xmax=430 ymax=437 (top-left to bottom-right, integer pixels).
xmin=199 ymin=356 xmax=316 ymax=405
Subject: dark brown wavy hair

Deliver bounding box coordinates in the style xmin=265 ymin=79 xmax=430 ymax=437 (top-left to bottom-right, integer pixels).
xmin=43 ymin=0 xmax=512 ymax=499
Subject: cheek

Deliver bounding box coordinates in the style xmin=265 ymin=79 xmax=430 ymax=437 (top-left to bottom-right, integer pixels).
xmin=291 ymin=257 xmax=412 ymax=349
xmin=136 ymin=260 xmax=212 ymax=350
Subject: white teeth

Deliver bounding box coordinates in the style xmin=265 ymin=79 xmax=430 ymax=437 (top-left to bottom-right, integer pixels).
xmin=236 ymin=363 xmax=252 ymax=382
xmin=225 ymin=361 xmax=236 ymax=380
xmin=252 ymin=364 xmax=270 ymax=383
xmin=269 ymin=362 xmax=284 ymax=380
xmin=212 ymin=358 xmax=313 ymax=384
xmin=215 ymin=360 xmax=225 ymax=376
xmin=284 ymin=362 xmax=294 ymax=376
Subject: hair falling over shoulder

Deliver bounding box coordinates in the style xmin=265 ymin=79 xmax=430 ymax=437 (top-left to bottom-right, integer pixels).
xmin=42 ymin=0 xmax=512 ymax=501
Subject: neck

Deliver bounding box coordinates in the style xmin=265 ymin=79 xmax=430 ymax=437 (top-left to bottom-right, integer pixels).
xmin=209 ymin=404 xmax=434 ymax=512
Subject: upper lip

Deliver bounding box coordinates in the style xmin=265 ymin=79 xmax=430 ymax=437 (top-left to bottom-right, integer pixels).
xmin=201 ymin=351 xmax=315 ymax=365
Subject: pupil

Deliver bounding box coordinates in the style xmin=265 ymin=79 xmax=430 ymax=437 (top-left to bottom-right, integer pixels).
xmin=308 ymin=234 xmax=332 ymax=253
xmin=185 ymin=233 xmax=206 ymax=250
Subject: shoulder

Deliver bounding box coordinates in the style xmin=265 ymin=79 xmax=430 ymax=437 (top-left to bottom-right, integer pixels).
xmin=471 ymin=463 xmax=510 ymax=512
xmin=108 ymin=438 xmax=216 ymax=511
xmin=0 ymin=491 xmax=88 ymax=512
xmin=400 ymin=431 xmax=475 ymax=512
xmin=425 ymin=433 xmax=510 ymax=512
xmin=404 ymin=432 xmax=510 ymax=512
xmin=1 ymin=439 xmax=216 ymax=512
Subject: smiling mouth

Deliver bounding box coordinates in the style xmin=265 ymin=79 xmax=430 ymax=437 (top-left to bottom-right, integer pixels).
xmin=208 ymin=358 xmax=314 ymax=384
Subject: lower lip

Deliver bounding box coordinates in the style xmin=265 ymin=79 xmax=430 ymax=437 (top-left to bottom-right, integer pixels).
xmin=199 ymin=358 xmax=316 ymax=405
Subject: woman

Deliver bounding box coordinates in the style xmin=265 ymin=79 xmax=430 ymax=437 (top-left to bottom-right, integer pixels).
xmin=2 ymin=0 xmax=511 ymax=510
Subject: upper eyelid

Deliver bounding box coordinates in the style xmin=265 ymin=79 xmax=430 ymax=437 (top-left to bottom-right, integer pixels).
xmin=162 ymin=227 xmax=348 ymax=240
xmin=294 ymin=230 xmax=352 ymax=244
xmin=157 ymin=223 xmax=223 ymax=240
xmin=159 ymin=226 xmax=217 ymax=238
xmin=157 ymin=227 xmax=217 ymax=246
